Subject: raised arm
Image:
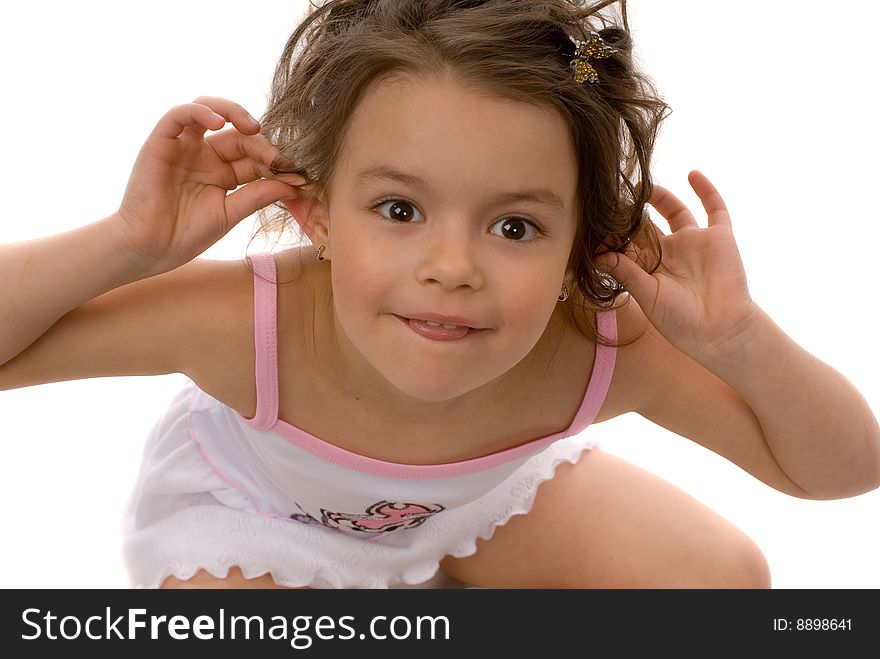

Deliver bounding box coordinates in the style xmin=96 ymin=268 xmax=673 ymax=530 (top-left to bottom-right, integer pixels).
xmin=0 ymin=97 xmax=304 ymax=389
xmin=598 ymin=171 xmax=880 ymax=499
xmin=0 ymin=96 xmax=304 ymax=370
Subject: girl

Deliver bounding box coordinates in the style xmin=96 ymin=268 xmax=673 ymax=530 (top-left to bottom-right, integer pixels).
xmin=1 ymin=0 xmax=878 ymax=589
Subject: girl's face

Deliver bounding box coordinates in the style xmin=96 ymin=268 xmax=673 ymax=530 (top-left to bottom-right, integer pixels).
xmin=316 ymin=72 xmax=579 ymax=406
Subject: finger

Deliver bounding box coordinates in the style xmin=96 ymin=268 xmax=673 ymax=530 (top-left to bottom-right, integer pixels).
xmin=593 ymin=248 xmax=656 ymax=305
xmin=687 ymin=170 xmax=731 ymax=228
xmin=150 ymin=103 xmax=226 ymax=140
xmin=207 ymin=129 xmax=305 ymax=181
xmin=649 ymin=183 xmax=699 ymax=232
xmin=224 ymin=179 xmax=303 ymax=226
xmin=223 ymin=157 xmax=307 ymax=189
xmin=224 ymin=157 xmax=273 ymax=188
xmin=192 ymin=95 xmax=263 ymax=136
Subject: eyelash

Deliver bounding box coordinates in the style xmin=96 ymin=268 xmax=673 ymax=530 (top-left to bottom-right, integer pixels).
xmin=369 ymin=196 xmax=549 ymax=243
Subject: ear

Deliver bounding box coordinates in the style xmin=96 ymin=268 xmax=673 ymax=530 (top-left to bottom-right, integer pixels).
xmin=280 ymin=185 xmax=331 ymax=249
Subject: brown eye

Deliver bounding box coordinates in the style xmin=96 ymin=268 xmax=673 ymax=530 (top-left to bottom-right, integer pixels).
xmin=373 ymin=199 xmax=423 ymax=223
xmin=491 ymin=217 xmax=540 ymax=241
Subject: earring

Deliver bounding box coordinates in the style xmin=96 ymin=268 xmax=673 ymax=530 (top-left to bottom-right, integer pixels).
xmin=316 ymin=245 xmax=326 ymax=261
xmin=558 ymin=283 xmax=569 ymax=302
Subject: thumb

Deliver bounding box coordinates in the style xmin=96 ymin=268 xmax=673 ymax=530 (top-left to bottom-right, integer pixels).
xmin=593 ymin=251 xmax=652 ymax=301
xmin=224 ymin=180 xmax=302 ymax=226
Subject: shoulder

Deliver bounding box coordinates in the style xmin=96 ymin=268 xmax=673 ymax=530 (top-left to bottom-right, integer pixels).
xmin=596 ymin=295 xmax=815 ymax=498
xmin=177 ymin=256 xmax=256 ymax=410
xmin=592 ymin=292 xmax=733 ymax=423
xmin=186 ymin=246 xmax=319 ymax=418
xmin=590 ymin=294 xmax=656 ymax=422
xmin=535 ymin=295 xmax=651 ymax=425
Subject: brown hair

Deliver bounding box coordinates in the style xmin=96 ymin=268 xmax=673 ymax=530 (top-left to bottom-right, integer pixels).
xmin=251 ymin=0 xmax=669 ymax=345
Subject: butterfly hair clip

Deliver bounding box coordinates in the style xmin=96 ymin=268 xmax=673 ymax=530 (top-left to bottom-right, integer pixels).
xmin=568 ymin=31 xmax=617 ymax=84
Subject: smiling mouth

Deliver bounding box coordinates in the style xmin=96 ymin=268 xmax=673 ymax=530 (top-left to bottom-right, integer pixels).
xmin=393 ymin=315 xmax=487 ymax=341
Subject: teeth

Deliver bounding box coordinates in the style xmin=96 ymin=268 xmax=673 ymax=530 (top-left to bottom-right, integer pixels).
xmin=423 ymin=320 xmax=462 ymax=329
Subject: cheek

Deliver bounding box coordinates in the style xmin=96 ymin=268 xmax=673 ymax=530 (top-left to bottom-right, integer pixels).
xmin=502 ymin=277 xmax=560 ymax=333
xmin=329 ymin=239 xmax=388 ymax=318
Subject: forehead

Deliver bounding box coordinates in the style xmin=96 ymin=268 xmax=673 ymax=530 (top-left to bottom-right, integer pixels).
xmin=337 ymin=73 xmax=578 ymax=208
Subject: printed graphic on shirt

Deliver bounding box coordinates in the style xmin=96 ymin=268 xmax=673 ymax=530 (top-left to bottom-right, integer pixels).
xmin=322 ymin=500 xmax=446 ymax=533
xmin=288 ymin=500 xmax=445 ymax=533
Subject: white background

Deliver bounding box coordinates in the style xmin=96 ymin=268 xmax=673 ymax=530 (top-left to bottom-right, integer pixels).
xmin=0 ymin=1 xmax=877 ymax=589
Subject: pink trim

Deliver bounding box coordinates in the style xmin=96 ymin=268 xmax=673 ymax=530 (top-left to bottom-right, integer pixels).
xmin=567 ymin=310 xmax=617 ymax=434
xmin=237 ymin=250 xmax=617 ymax=480
xmin=238 ymin=253 xmax=279 ymax=431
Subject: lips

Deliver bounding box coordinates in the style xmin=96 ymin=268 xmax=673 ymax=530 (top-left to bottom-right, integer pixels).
xmin=393 ymin=314 xmax=487 ymax=341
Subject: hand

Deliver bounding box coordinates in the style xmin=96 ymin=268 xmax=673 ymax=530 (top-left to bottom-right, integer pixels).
xmin=594 ymin=171 xmax=758 ymax=362
xmin=113 ymin=96 xmax=306 ymax=275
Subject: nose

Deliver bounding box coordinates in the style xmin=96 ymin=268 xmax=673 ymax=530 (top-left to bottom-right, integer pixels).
xmin=413 ymin=222 xmax=484 ymax=292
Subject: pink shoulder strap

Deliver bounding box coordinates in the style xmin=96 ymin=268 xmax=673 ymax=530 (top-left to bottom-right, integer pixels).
xmin=564 ymin=307 xmax=617 ymax=435
xmin=241 ymin=252 xmax=280 ymax=431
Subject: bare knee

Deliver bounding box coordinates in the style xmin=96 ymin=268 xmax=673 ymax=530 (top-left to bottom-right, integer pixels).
xmin=582 ymin=520 xmax=772 ymax=590
xmin=160 ymin=566 xmax=309 ymax=589
xmin=691 ymin=532 xmax=772 ymax=589
xmin=730 ymin=537 xmax=772 ymax=588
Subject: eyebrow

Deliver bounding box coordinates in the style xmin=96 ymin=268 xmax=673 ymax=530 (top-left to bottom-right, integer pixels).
xmin=353 ymin=166 xmax=568 ymax=215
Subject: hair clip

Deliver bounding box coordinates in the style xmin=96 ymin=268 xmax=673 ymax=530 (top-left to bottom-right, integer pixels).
xmin=569 ymin=31 xmax=617 ymax=84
